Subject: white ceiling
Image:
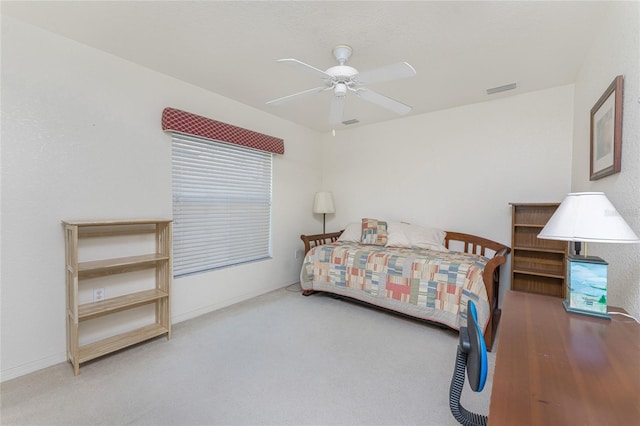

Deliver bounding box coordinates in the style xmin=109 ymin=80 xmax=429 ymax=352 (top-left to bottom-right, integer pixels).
xmin=2 ymin=1 xmax=612 ymax=133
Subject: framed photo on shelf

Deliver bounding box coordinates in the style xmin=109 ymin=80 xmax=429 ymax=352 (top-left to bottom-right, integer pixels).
xmin=590 ymin=75 xmax=623 ymax=181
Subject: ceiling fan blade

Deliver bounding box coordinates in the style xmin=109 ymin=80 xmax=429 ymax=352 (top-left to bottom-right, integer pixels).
xmin=356 ymin=89 xmax=412 ymax=115
xmin=277 ymin=58 xmax=332 ymax=80
xmin=354 ymin=62 xmax=416 ymax=85
xmin=266 ymin=86 xmax=327 ymax=106
xmin=329 ymin=96 xmax=345 ymax=125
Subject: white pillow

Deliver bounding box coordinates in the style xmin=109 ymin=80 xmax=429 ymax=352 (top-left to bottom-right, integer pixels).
xmin=386 ymin=222 xmax=447 ymax=251
xmin=409 ymin=225 xmax=447 ymax=251
xmin=386 ymin=222 xmax=412 ymax=247
xmin=337 ymin=223 xmax=361 ymax=242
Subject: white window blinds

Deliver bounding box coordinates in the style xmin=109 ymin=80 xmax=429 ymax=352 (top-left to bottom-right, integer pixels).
xmin=172 ymin=133 xmax=273 ymax=277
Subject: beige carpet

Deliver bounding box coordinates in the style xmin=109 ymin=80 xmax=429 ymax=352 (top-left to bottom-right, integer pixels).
xmin=0 ymin=285 xmax=495 ymax=425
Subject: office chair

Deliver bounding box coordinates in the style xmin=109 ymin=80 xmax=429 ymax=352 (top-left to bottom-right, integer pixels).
xmin=449 ymin=300 xmax=488 ymax=426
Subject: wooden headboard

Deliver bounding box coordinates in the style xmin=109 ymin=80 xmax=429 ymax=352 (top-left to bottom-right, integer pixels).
xmin=300 ymin=230 xmax=344 ymax=254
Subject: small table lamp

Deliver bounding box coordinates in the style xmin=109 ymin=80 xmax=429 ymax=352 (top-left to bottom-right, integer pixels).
xmin=313 ymin=191 xmax=335 ymax=234
xmin=538 ymin=192 xmax=640 ymax=318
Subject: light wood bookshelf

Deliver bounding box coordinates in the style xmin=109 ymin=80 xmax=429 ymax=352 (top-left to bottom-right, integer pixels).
xmin=509 ymin=203 xmax=568 ymax=298
xmin=63 ymin=219 xmax=172 ymax=375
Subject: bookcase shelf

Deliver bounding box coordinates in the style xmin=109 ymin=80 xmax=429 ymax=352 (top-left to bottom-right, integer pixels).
xmin=77 ymin=253 xmax=170 ymax=279
xmin=512 ymin=267 xmax=566 ymax=280
xmin=78 ymin=324 xmax=169 ymax=365
xmin=63 ymin=219 xmax=172 ymax=375
xmin=77 ymin=289 xmax=169 ymax=321
xmin=512 ymin=245 xmax=567 ymax=254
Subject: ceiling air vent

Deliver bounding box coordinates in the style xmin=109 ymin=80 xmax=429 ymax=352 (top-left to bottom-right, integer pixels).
xmin=341 ymin=119 xmax=360 ymax=125
xmin=486 ymin=82 xmax=517 ymax=95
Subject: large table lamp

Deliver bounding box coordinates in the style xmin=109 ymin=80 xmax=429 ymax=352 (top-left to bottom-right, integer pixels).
xmin=538 ymin=192 xmax=639 ymax=318
xmin=313 ymin=191 xmax=335 ymax=233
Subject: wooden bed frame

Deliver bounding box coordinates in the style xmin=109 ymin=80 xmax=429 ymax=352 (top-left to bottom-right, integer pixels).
xmin=300 ymin=230 xmax=510 ymax=351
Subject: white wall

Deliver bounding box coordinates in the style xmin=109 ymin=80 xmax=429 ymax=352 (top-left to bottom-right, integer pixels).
xmin=0 ymin=17 xmax=322 ymax=381
xmin=321 ymin=85 xmax=575 ymax=302
xmin=571 ymin=2 xmax=640 ymax=317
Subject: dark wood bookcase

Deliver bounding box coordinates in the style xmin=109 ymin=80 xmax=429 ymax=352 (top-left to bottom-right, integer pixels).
xmin=509 ymin=203 xmax=568 ymax=297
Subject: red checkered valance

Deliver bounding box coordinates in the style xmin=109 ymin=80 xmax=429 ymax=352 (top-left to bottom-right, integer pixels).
xmin=162 ymin=107 xmax=284 ymax=155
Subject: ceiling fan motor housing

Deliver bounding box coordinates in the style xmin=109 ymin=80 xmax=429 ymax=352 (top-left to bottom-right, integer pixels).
xmin=328 ymin=45 xmax=358 ymax=85
xmin=326 ymin=65 xmax=358 ymax=82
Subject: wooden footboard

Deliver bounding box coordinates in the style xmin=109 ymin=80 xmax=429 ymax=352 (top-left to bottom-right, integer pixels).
xmin=300 ymin=230 xmax=510 ymax=351
xmin=444 ymin=232 xmax=510 ymax=351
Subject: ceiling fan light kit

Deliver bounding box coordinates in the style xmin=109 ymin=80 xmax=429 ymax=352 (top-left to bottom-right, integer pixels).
xmin=267 ymin=44 xmax=416 ymax=126
xmin=334 ymin=83 xmax=348 ymax=97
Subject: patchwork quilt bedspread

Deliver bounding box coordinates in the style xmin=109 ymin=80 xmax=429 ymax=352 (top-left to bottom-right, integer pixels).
xmin=300 ymin=242 xmax=491 ymax=332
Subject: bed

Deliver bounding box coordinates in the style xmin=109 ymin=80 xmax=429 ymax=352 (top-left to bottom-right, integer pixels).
xmin=299 ymin=221 xmax=510 ymax=351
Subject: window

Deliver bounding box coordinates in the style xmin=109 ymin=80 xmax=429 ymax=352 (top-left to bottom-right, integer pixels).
xmin=171 ymin=133 xmax=273 ymax=277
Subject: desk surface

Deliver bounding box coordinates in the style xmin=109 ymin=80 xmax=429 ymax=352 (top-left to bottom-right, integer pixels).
xmin=488 ymin=291 xmax=640 ymax=425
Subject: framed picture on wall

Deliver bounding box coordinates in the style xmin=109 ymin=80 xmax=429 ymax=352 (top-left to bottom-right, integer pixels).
xmin=590 ymin=75 xmax=623 ymax=181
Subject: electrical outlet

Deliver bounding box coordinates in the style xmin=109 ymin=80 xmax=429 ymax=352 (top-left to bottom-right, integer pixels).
xmin=93 ymin=288 xmax=105 ymax=302
xmin=294 ymin=249 xmax=302 ymax=259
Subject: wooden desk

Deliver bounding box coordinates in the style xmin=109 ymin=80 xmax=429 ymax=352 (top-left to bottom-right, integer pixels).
xmin=488 ymin=291 xmax=640 ymax=425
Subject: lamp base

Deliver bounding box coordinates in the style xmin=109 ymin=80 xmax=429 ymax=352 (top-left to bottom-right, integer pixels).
xmin=562 ymin=300 xmax=611 ymax=320
xmin=565 ymin=255 xmax=610 ymax=319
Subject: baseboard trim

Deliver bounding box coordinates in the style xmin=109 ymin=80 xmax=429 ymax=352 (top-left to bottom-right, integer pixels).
xmin=1 ymin=352 xmax=67 ymax=383
xmin=171 ymin=283 xmax=294 ymax=324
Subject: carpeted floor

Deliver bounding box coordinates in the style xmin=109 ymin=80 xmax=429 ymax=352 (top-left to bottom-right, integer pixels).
xmin=0 ymin=285 xmax=495 ymax=425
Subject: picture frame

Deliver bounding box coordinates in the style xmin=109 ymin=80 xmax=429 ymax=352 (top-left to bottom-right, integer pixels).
xmin=590 ymin=75 xmax=623 ymax=181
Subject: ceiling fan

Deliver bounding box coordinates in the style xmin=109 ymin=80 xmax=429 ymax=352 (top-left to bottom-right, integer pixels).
xmin=266 ymin=45 xmax=416 ymax=125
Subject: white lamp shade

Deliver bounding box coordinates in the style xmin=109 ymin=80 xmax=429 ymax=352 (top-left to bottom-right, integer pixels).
xmin=538 ymin=192 xmax=640 ymax=243
xmin=313 ymin=191 xmax=335 ymax=214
